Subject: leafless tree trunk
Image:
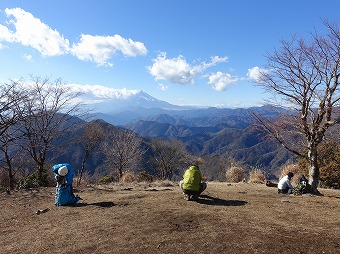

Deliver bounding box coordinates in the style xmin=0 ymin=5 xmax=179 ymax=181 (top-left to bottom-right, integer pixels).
xmin=76 ymin=121 xmax=105 ymax=186
xmin=150 ymin=139 xmax=189 ymax=180
xmin=255 ymin=20 xmax=340 ymax=194
xmin=0 ymin=132 xmax=20 ymax=190
xmin=0 ymin=142 xmax=15 ymax=190
xmin=101 ymin=128 xmax=145 ymax=179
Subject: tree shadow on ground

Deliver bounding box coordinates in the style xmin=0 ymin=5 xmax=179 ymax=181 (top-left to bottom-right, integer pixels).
xmin=195 ymin=194 xmax=247 ymax=206
xmin=70 ymin=201 xmax=115 ymax=208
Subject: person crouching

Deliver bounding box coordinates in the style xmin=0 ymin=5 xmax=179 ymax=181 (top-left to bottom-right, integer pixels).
xmin=179 ymin=165 xmax=207 ymax=201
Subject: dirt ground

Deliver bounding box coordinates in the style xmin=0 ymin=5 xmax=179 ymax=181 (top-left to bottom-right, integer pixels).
xmin=1 ymin=182 xmax=340 ymax=254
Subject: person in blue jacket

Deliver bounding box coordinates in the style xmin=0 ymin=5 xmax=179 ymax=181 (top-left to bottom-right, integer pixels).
xmin=52 ymin=163 xmax=81 ymax=206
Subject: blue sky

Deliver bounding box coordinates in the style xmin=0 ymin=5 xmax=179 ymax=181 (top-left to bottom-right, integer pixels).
xmin=1 ymin=0 xmax=340 ymax=108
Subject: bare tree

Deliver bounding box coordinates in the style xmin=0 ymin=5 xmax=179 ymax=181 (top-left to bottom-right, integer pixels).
xmin=76 ymin=121 xmax=105 ymax=186
xmin=18 ymin=76 xmax=83 ymax=184
xmin=0 ymin=81 xmax=28 ymax=190
xmin=0 ymin=128 xmax=25 ymax=190
xmin=150 ymin=139 xmax=189 ymax=180
xmin=0 ymin=81 xmax=27 ymax=136
xmin=101 ymin=129 xmax=145 ymax=179
xmin=255 ymin=20 xmax=340 ymax=194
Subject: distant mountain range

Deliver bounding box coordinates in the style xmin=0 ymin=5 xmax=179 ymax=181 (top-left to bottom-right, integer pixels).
xmin=75 ymin=91 xmax=294 ymax=177
xmin=85 ymin=90 xmax=284 ymax=126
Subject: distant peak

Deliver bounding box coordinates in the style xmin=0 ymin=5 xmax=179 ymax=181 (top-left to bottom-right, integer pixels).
xmin=134 ymin=90 xmax=160 ymax=102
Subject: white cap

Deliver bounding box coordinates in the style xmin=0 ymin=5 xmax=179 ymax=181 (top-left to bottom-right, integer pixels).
xmin=58 ymin=166 xmax=68 ymax=176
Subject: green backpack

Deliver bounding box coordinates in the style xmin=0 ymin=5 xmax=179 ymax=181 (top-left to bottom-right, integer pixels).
xmin=293 ymin=182 xmax=311 ymax=195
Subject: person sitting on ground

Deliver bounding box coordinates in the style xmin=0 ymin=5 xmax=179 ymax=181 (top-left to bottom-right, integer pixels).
xmin=179 ymin=165 xmax=207 ymax=201
xmin=278 ymin=172 xmax=294 ymax=194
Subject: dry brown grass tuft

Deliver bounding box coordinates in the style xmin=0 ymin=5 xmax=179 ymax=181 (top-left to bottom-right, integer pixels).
xmin=121 ymin=172 xmax=135 ymax=183
xmin=248 ymin=169 xmax=266 ymax=184
xmin=226 ymin=166 xmax=244 ymax=183
xmin=133 ymin=180 xmax=176 ymax=189
xmin=152 ymin=179 xmax=175 ymax=187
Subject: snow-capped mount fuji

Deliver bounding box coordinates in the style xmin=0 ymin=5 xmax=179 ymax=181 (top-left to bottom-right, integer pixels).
xmin=85 ymin=90 xmax=191 ymax=125
xmin=88 ymin=90 xmax=183 ymax=114
xmin=123 ymin=91 xmax=180 ymax=110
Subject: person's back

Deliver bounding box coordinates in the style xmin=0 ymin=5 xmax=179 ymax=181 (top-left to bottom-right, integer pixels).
xmin=182 ymin=165 xmax=202 ymax=191
xmin=179 ymin=165 xmax=206 ymax=201
xmin=278 ymin=172 xmax=294 ymax=194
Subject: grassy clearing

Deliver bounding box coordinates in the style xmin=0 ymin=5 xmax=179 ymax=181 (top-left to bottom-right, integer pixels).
xmin=1 ymin=182 xmax=339 ymax=254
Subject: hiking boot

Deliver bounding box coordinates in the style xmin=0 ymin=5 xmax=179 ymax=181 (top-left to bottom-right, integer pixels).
xmin=191 ymin=195 xmax=199 ymax=201
xmin=183 ymin=194 xmax=190 ymax=201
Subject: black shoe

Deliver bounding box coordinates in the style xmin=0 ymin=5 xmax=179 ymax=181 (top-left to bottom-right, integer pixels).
xmin=191 ymin=195 xmax=199 ymax=201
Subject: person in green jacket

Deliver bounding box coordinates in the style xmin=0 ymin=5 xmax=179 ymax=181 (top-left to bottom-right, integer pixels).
xmin=179 ymin=165 xmax=207 ymax=201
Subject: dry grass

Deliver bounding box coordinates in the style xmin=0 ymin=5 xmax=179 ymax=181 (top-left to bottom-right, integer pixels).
xmin=151 ymin=179 xmax=175 ymax=187
xmin=226 ymin=166 xmax=244 ymax=183
xmin=248 ymin=169 xmax=266 ymax=184
xmin=121 ymin=172 xmax=135 ymax=183
xmin=1 ymin=182 xmax=340 ymax=254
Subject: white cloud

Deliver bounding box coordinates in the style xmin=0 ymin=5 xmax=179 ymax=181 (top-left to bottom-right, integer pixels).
xmin=23 ymin=54 xmax=33 ymax=61
xmin=2 ymin=8 xmax=70 ymax=56
xmin=208 ymin=71 xmax=239 ymax=91
xmin=148 ymin=53 xmax=194 ymax=84
xmin=158 ymin=83 xmax=168 ymax=91
xmin=247 ymin=66 xmax=269 ymax=83
xmin=201 ymin=56 xmax=229 ymax=69
xmin=0 ymin=8 xmax=147 ymax=66
xmin=65 ymin=83 xmax=140 ymax=99
xmin=0 ymin=23 xmax=15 ymax=42
xmin=148 ymin=52 xmax=228 ymax=84
xmin=70 ymin=34 xmax=147 ymax=67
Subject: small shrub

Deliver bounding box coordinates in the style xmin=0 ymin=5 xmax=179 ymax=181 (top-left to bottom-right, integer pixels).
xmin=18 ymin=174 xmax=39 ymax=189
xmin=320 ymin=162 xmax=340 ymax=189
xmin=121 ymin=172 xmax=135 ymax=183
xmin=249 ymin=169 xmax=266 ymax=184
xmin=17 ymin=172 xmax=51 ymax=189
xmin=99 ymin=175 xmax=114 ymax=184
xmin=137 ymin=171 xmax=155 ymax=182
xmin=226 ymin=166 xmax=244 ymax=183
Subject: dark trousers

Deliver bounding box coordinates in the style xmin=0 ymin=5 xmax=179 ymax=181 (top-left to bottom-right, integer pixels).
xmin=179 ymin=181 xmax=207 ymax=195
xmin=278 ymin=187 xmax=292 ymax=194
